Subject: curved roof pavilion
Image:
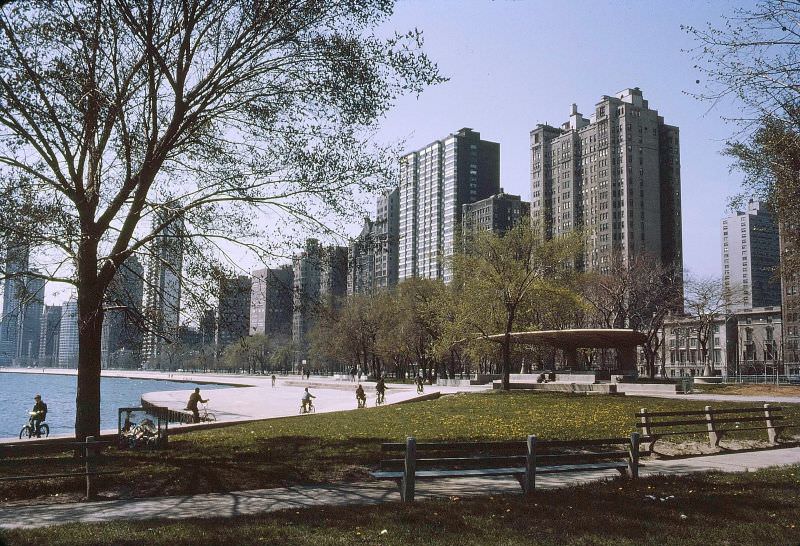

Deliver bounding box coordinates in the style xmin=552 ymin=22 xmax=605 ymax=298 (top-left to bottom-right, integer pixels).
xmin=481 ymin=329 xmax=647 ymax=372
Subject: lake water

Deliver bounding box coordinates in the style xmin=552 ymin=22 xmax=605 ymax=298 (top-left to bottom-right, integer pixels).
xmin=0 ymin=372 xmax=229 ymax=439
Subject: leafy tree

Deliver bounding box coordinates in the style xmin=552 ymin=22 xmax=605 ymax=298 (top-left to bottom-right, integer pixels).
xmin=452 ymin=221 xmax=583 ymax=390
xmin=0 ymin=1 xmax=441 ymax=439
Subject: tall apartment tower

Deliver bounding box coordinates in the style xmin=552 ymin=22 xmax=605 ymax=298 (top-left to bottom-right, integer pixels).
xmin=250 ymin=265 xmax=293 ymax=337
xmin=15 ymin=274 xmax=44 ymax=366
xmin=292 ymin=239 xmax=347 ymax=365
xmin=57 ymin=299 xmax=79 ymax=368
xmin=216 ymin=275 xmax=252 ymax=347
xmin=721 ymin=200 xmax=781 ymax=311
xmin=462 ymin=191 xmax=531 ymax=235
xmin=141 ymin=212 xmax=184 ymax=368
xmin=101 ymin=255 xmax=145 ymax=367
xmin=530 ymin=88 xmax=682 ymax=274
xmin=38 ymin=305 xmax=62 ymax=367
xmin=348 ymin=187 xmax=400 ymax=295
xmin=399 ymin=128 xmax=500 ymax=283
xmin=0 ymin=242 xmax=29 ymax=365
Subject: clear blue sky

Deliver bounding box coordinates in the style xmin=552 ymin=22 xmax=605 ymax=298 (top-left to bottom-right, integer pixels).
xmin=375 ymin=0 xmax=752 ymax=279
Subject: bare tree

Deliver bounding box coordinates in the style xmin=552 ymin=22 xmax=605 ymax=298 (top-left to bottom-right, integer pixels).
xmin=0 ymin=1 xmax=442 ymax=439
xmin=683 ymin=274 xmax=741 ymax=376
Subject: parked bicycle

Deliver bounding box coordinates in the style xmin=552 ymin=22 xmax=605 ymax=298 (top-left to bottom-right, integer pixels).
xmin=19 ymin=413 xmax=49 ymax=439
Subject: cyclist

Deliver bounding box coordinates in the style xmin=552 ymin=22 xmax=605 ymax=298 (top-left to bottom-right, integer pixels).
xmin=415 ymin=375 xmax=424 ymax=394
xmin=301 ymin=387 xmax=316 ymax=413
xmin=185 ymin=388 xmax=208 ymax=423
xmin=271 ymin=374 xmax=276 ymax=388
xmin=355 ymin=384 xmax=367 ymax=408
xmin=375 ymin=377 xmax=387 ymax=404
xmin=30 ymin=394 xmax=47 ymax=435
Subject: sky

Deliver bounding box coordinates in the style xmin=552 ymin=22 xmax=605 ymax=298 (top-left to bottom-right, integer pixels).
xmin=42 ymin=0 xmax=751 ymax=305
xmin=372 ymin=0 xmax=752 ymax=279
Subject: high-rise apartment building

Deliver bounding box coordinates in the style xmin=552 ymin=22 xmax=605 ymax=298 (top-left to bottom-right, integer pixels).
xmin=462 ymin=191 xmax=530 ymax=235
xmin=530 ymin=88 xmax=682 ymax=274
xmin=38 ymin=305 xmax=61 ymax=367
xmin=399 ymin=128 xmax=500 ymax=283
xmin=141 ymin=212 xmax=184 ymax=368
xmin=57 ymin=299 xmax=78 ymax=368
xmin=348 ymin=187 xmax=400 ymax=294
xmin=101 ymin=256 xmax=145 ymax=367
xmin=250 ymin=266 xmax=293 ymax=337
xmin=292 ymin=239 xmax=347 ymax=365
xmin=216 ymin=275 xmax=252 ymax=347
xmin=721 ymin=200 xmax=781 ymax=311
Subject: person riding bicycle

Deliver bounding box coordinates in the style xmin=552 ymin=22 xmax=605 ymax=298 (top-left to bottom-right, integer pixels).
xmin=375 ymin=377 xmax=387 ymax=404
xmin=355 ymin=384 xmax=366 ymax=408
xmin=185 ymin=388 xmax=208 ymax=423
xmin=415 ymin=374 xmax=424 ymax=394
xmin=30 ymin=394 xmax=47 ymax=433
xmin=301 ymin=387 xmax=316 ymax=413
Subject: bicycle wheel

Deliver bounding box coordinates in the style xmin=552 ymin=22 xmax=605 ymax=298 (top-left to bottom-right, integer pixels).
xmin=204 ymin=412 xmax=216 ymax=422
xmin=38 ymin=423 xmax=49 ymax=438
xmin=309 ymin=404 xmax=315 ymax=414
xmin=19 ymin=425 xmax=31 ymax=439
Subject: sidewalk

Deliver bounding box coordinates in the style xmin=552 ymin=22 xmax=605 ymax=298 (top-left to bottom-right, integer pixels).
xmin=2 ymin=447 xmax=799 ymax=530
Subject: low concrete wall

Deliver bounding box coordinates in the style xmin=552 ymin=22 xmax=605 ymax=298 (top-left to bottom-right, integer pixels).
xmin=494 ymin=381 xmax=616 ymax=394
xmin=510 ymin=373 xmax=597 ymax=384
xmin=615 ymin=383 xmax=681 ymax=395
xmin=437 ymin=379 xmax=472 ymax=387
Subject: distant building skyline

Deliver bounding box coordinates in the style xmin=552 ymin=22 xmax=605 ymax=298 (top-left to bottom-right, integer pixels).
xmin=462 ymin=191 xmax=530 ymax=236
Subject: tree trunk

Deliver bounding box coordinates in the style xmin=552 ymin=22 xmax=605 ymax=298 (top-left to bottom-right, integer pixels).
xmin=501 ymin=332 xmax=511 ymax=391
xmin=75 ymin=258 xmax=105 ymax=441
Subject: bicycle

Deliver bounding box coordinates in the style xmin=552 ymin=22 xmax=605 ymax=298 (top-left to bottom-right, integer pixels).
xmin=19 ymin=413 xmax=49 ymax=439
xmin=357 ymin=396 xmax=367 ymax=409
xmin=416 ymin=380 xmax=424 ymax=394
xmin=199 ymin=402 xmax=216 ymax=422
xmin=300 ymin=401 xmax=315 ymax=414
xmin=375 ymin=392 xmax=385 ymax=406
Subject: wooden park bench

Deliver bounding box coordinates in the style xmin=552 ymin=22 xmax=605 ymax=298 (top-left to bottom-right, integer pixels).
xmin=637 ymin=404 xmax=796 ymax=451
xmin=370 ymin=434 xmax=640 ymax=502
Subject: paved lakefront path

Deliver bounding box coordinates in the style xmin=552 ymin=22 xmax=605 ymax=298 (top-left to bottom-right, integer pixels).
xmin=2 ymin=447 xmax=800 ymax=530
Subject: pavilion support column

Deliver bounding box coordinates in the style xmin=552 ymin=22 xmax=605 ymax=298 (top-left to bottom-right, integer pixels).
xmin=564 ymin=347 xmax=578 ymax=370
xmin=619 ymin=345 xmax=637 ymax=375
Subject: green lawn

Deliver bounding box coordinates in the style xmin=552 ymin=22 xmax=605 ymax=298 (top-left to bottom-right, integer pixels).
xmin=1 ymin=391 xmax=798 ymax=504
xmin=3 ymin=466 xmax=800 ymax=546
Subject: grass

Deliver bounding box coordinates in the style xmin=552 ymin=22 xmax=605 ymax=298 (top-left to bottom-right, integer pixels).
xmin=2 ymin=465 xmax=800 ymax=545
xmin=1 ymin=391 xmax=799 ymax=504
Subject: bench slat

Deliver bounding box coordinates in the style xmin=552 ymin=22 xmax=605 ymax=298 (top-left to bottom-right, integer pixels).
xmin=638 ymin=415 xmax=780 ymax=428
xmin=381 ymin=440 xmax=525 ymax=452
xmin=537 ymin=462 xmax=629 ymax=474
xmin=640 ymin=407 xmax=782 ymax=418
xmin=380 ymin=450 xmax=632 ymax=471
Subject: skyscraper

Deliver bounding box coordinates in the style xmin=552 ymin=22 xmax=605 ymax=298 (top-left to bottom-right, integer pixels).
xmin=101 ymin=255 xmax=145 ymax=367
xmin=141 ymin=212 xmax=184 ymax=368
xmin=399 ymin=128 xmax=500 ymax=283
xmin=38 ymin=305 xmax=62 ymax=367
xmin=0 ymin=242 xmax=29 ymax=365
xmin=530 ymin=88 xmax=682 ymax=275
xmin=15 ymin=274 xmax=44 ymax=365
xmin=216 ymin=275 xmax=252 ymax=347
xmin=721 ymin=200 xmax=781 ymax=311
xmin=57 ymin=299 xmax=78 ymax=368
xmin=292 ymin=239 xmax=347 ymax=366
xmin=250 ymin=266 xmax=293 ymax=337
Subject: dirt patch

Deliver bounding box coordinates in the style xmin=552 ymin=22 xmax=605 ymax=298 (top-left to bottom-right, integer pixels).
xmin=648 ymin=438 xmax=774 ymax=457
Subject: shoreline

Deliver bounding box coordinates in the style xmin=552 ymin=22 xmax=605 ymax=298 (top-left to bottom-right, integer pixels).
xmin=0 ymin=367 xmax=253 ymax=388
